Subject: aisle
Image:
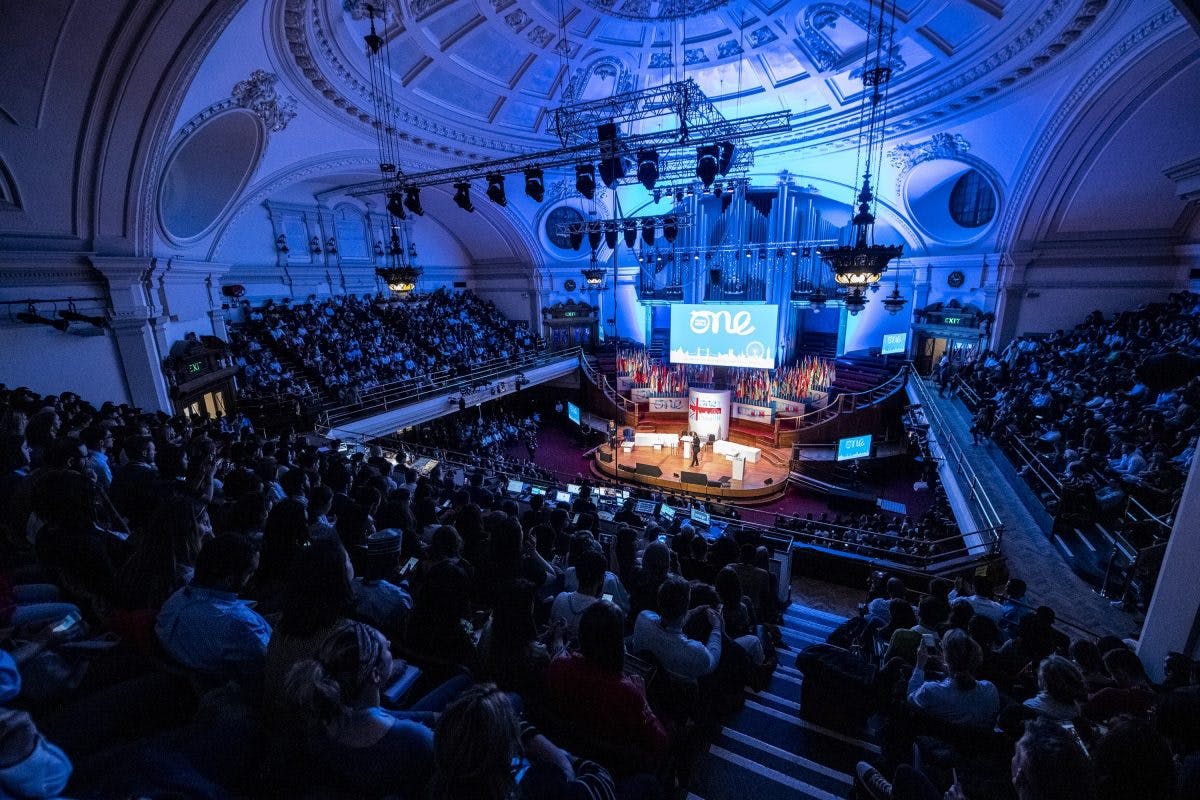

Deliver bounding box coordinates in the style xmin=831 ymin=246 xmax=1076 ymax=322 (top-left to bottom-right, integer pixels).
xmin=916 ymin=377 xmax=1137 ymax=638
xmin=686 ymin=604 xmax=871 ymax=800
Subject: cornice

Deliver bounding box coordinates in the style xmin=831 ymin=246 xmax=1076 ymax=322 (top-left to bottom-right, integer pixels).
xmin=996 ymin=5 xmax=1185 ymax=248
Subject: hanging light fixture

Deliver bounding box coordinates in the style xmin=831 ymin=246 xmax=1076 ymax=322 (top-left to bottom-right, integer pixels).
xmin=881 ymin=271 xmax=908 ymax=315
xmin=582 ymin=252 xmax=606 ymax=287
xmin=844 ymin=288 xmax=868 ymax=316
xmin=808 ymin=286 xmax=828 ymax=313
xmin=364 ymin=3 xmax=422 ymax=294
xmin=453 ymin=182 xmax=475 ymax=212
xmin=575 ymin=163 xmax=596 ymax=200
xmin=817 ymin=0 xmax=904 ymax=302
xmin=485 ymin=173 xmax=507 ymax=206
xmin=696 ymin=144 xmax=720 ymax=187
xmin=523 ymin=168 xmax=544 ymax=202
xmin=637 ymin=149 xmax=659 ymax=190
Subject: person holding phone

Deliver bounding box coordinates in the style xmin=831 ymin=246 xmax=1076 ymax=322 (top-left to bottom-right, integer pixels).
xmin=906 ymin=629 xmax=999 ymax=728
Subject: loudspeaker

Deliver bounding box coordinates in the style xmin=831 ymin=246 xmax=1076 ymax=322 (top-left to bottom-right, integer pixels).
xmin=680 ymin=470 xmax=708 ymax=485
xmin=707 ymin=480 xmax=722 ymax=487
xmin=635 ymin=463 xmax=662 ymax=478
xmin=598 ymin=451 xmax=613 ymax=463
xmin=618 ymin=463 xmax=636 ymax=473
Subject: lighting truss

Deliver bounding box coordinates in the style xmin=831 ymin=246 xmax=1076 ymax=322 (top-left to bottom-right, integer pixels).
xmin=553 ymin=213 xmax=695 ymax=240
xmin=550 ymin=78 xmax=729 ymax=148
xmin=347 ymin=109 xmax=791 ymax=197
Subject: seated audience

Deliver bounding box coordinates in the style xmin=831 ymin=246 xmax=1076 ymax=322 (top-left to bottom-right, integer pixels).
xmin=906 ymin=628 xmax=999 ymax=728
xmin=630 ymin=576 xmax=723 ymax=681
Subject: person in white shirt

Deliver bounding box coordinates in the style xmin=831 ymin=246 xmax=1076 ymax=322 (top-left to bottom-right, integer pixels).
xmin=948 ymin=576 xmax=1005 ymax=624
xmin=630 ymin=576 xmax=722 ymax=680
xmin=549 ymin=548 xmax=606 ymax=641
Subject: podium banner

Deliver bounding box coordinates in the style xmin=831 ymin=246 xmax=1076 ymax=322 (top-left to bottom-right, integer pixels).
xmin=733 ymin=402 xmax=774 ymax=422
xmin=688 ymin=388 xmax=731 ymax=441
xmin=649 ymin=396 xmax=687 ymax=413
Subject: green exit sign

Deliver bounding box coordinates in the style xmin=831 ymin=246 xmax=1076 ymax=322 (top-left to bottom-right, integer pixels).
xmin=943 ymin=316 xmax=962 ymax=325
xmin=186 ymin=360 xmax=204 ymax=375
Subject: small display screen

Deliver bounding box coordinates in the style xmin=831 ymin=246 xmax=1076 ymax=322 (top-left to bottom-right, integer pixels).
xmin=635 ymin=500 xmax=657 ymax=515
xmin=567 ymin=483 xmax=581 ymax=495
xmin=881 ymin=332 xmax=908 ymax=355
xmin=567 ymin=402 xmax=581 ymax=425
xmin=530 ymin=486 xmax=546 ymax=496
xmin=506 ymin=479 xmax=524 ymax=495
xmin=690 ymin=508 xmax=711 ymax=525
xmin=659 ymin=505 xmax=676 ymax=522
xmin=837 ymin=434 xmax=873 ymax=461
xmin=556 ymin=491 xmax=571 ymax=504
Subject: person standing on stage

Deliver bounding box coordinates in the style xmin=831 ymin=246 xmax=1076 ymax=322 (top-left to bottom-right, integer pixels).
xmin=690 ymin=431 xmax=701 ymax=467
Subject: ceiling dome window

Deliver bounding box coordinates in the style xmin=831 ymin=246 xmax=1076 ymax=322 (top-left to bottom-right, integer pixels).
xmin=948 ymin=169 xmax=996 ymax=229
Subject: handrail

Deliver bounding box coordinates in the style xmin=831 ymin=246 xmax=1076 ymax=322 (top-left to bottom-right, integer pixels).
xmin=579 ymin=356 xmax=638 ymax=418
xmin=908 ymin=364 xmax=1005 ymax=536
xmin=774 ymin=366 xmax=909 ymax=431
xmin=319 ymin=347 xmax=582 ymax=429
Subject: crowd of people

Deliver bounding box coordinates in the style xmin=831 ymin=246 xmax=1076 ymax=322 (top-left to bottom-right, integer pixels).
xmin=0 ymin=380 xmax=796 ymax=798
xmin=399 ymin=402 xmax=545 ymax=467
xmin=775 ymin=498 xmax=963 ymax=566
xmin=832 ymin=570 xmax=1200 ymax=800
xmin=232 ymin=289 xmax=541 ymax=405
xmin=952 ymin=291 xmax=1199 ymax=523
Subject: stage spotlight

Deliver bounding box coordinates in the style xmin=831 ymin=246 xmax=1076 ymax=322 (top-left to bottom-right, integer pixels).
xmin=604 ymin=223 xmax=618 ymax=250
xmin=717 ymin=141 xmax=735 ymax=175
xmin=453 ymin=182 xmax=475 ymax=212
xmin=598 ymin=122 xmax=626 ymax=188
xmin=696 ymin=144 xmax=720 ymax=187
xmin=801 ymin=246 xmax=812 ymax=258
xmin=623 ymin=219 xmax=638 ymax=248
xmin=575 ymin=163 xmax=596 ymax=200
xmin=674 ymin=188 xmax=685 ymax=203
xmin=636 ymin=149 xmax=659 ymax=190
xmin=403 ymin=186 xmax=424 ymax=216
xmin=587 ymin=222 xmax=602 ymax=252
xmin=709 ymin=268 xmax=722 ymax=286
xmin=641 ymin=217 xmax=656 ymax=246
xmin=662 ymin=216 xmax=678 ymax=243
xmin=523 ymin=168 xmax=544 ymax=202
xmin=758 ymin=248 xmax=768 ymax=260
xmin=775 ymin=248 xmax=785 ymax=259
xmin=720 ymin=193 xmax=733 ymax=213
xmin=653 ymin=188 xmax=662 ymax=204
xmin=790 ymin=247 xmax=798 ymax=257
xmin=568 ymin=223 xmax=584 ymax=251
xmin=693 ymin=253 xmax=700 ymax=261
xmin=713 ymin=182 xmax=723 ymax=199
xmin=485 ymin=173 xmax=507 ymax=206
xmin=386 ymin=191 xmax=406 ymax=220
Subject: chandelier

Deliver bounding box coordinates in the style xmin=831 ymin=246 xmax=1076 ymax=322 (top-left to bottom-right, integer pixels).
xmin=362 ymin=3 xmax=421 ymax=297
xmin=817 ymin=0 xmax=905 ymax=306
xmin=582 ymin=251 xmax=606 ymax=287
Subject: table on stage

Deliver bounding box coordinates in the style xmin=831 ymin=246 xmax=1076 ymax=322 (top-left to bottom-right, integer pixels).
xmin=632 ymin=432 xmax=681 ymax=450
xmin=713 ymin=439 xmax=761 ymax=463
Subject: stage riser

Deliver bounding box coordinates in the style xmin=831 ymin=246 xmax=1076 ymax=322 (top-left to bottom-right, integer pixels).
xmin=594 ymin=453 xmax=786 ymax=502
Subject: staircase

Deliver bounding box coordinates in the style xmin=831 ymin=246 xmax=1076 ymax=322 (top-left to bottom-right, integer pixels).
xmin=687 ymin=604 xmax=872 ymax=800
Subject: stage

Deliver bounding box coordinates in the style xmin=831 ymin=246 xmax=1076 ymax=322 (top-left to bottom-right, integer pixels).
xmin=592 ymin=438 xmax=790 ymax=502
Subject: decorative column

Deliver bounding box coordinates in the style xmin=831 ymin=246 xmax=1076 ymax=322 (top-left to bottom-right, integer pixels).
xmin=90 ymin=256 xmax=172 ymax=413
xmin=1137 ymin=453 xmax=1200 ymax=680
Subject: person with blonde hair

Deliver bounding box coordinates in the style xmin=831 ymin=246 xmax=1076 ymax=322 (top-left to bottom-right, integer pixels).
xmin=906 ymin=628 xmax=999 ymax=727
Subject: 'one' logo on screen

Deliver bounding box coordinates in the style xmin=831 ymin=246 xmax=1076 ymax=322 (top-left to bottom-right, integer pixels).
xmin=689 ymin=309 xmax=755 ymax=336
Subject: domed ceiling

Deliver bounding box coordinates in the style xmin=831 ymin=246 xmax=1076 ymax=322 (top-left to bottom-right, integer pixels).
xmin=280 ymin=0 xmax=1111 ymax=163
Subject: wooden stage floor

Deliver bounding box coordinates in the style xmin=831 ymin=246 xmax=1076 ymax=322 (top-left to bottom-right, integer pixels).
xmin=593 ymin=441 xmax=790 ymax=502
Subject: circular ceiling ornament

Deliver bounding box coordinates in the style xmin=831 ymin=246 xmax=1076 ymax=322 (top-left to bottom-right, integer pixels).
xmin=582 ymin=0 xmax=730 ymax=21
xmin=947 ymin=270 xmax=966 ymax=288
xmin=564 ymin=278 xmax=577 ymax=292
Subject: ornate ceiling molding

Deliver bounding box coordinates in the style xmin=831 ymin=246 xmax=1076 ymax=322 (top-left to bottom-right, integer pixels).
xmin=763 ymin=0 xmax=1111 ymax=155
xmin=279 ymin=0 xmax=530 ymax=159
xmin=995 ymin=5 xmax=1184 ymax=249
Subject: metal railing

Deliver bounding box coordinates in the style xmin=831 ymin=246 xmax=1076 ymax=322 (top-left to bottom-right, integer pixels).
xmin=908 ymin=366 xmax=1005 ymax=538
xmin=774 ymin=366 xmax=909 ymax=433
xmin=318 ymin=347 xmax=582 ymax=430
xmin=579 ymin=356 xmax=639 ymax=420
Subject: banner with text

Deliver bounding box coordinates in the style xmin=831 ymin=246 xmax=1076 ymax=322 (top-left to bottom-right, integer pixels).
xmin=669 ymin=304 xmax=779 ymax=369
xmin=688 ymin=388 xmax=731 ymax=441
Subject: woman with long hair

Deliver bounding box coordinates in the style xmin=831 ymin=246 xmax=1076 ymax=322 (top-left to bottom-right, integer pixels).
xmin=430 ymin=683 xmax=616 ymax=800
xmin=907 ymin=628 xmax=1000 ymax=727
xmin=264 ymin=537 xmax=356 ymax=712
xmin=115 ymin=496 xmax=210 ymax=610
xmin=283 ymin=621 xmax=435 ymax=797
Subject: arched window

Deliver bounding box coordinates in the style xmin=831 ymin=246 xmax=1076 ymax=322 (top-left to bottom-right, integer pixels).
xmin=948 ymin=170 xmax=996 ymax=229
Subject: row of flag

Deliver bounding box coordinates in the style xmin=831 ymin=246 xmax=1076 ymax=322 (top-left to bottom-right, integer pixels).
xmin=730 ymin=356 xmax=835 ymax=403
